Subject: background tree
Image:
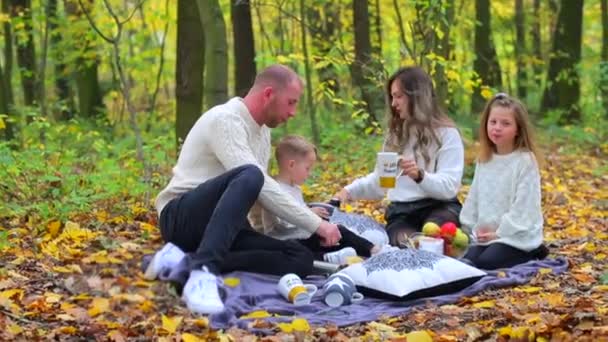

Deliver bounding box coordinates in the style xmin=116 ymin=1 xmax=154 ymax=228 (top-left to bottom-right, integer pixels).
xmin=299 ymin=0 xmax=319 ymax=145
xmin=49 ymin=0 xmax=75 ymax=120
xmin=10 ymin=0 xmax=37 ymax=111
xmin=176 ymin=0 xmax=204 ymax=147
xmin=66 ymin=0 xmax=103 ymax=118
xmin=515 ymin=0 xmax=527 ymax=100
xmin=197 ymin=0 xmax=227 ymax=109
xmin=601 ymin=0 xmax=608 ymax=118
xmin=352 ymin=0 xmax=382 ymax=127
xmin=231 ymin=0 xmax=256 ymax=97
xmin=472 ymin=0 xmax=503 ymax=114
xmin=541 ymin=0 xmax=584 ymax=124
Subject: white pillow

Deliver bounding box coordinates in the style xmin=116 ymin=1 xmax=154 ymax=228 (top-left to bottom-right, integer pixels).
xmin=329 ymin=208 xmax=389 ymax=246
xmin=340 ymin=248 xmax=486 ymax=300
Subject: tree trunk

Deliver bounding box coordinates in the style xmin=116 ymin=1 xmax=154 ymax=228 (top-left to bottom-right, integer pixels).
xmin=49 ymin=0 xmax=74 ymax=120
xmin=601 ymin=0 xmax=608 ymax=117
xmin=471 ymin=0 xmax=502 ymax=114
xmin=299 ymin=0 xmax=319 ymax=145
xmin=65 ymin=0 xmax=103 ymax=118
xmin=515 ymin=0 xmax=527 ymax=100
xmin=541 ymin=0 xmax=583 ymax=123
xmin=10 ymin=0 xmax=36 ymax=109
xmin=307 ymin=0 xmax=340 ymax=94
xmin=434 ymin=0 xmax=454 ymax=107
xmin=197 ymin=0 xmax=227 ymax=109
xmin=371 ymin=0 xmax=382 ymax=57
xmin=530 ymin=0 xmax=542 ymax=93
xmin=2 ymin=0 xmax=13 ymax=107
xmin=0 ymin=63 xmax=14 ymax=141
xmin=352 ymin=0 xmax=381 ymax=126
xmin=231 ymin=0 xmax=256 ymax=97
xmin=176 ymin=0 xmax=205 ymax=148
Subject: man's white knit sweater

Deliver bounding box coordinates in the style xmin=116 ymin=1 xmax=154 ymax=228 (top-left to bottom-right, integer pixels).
xmin=155 ymin=98 xmax=322 ymax=233
xmin=345 ymin=127 xmax=464 ymax=202
xmin=459 ymin=150 xmax=543 ymax=252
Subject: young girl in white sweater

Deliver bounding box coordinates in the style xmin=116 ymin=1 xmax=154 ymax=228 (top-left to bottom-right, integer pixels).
xmin=460 ymin=93 xmax=548 ymax=269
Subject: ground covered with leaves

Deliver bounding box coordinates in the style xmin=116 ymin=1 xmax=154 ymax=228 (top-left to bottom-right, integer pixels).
xmin=0 ymin=143 xmax=607 ymax=341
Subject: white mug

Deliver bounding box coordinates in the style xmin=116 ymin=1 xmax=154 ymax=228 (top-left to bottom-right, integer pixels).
xmin=277 ymin=273 xmax=318 ymax=306
xmin=418 ymin=236 xmax=444 ymax=255
xmin=377 ymin=152 xmax=402 ymax=188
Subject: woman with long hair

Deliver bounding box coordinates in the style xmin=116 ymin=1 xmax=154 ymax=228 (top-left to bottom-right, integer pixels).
xmin=334 ymin=66 xmax=465 ymax=247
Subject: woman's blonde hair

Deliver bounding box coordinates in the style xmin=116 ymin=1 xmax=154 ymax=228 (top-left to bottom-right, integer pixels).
xmin=275 ymin=135 xmax=317 ymax=164
xmin=384 ymin=67 xmax=455 ymax=167
xmin=478 ymin=93 xmax=542 ymax=163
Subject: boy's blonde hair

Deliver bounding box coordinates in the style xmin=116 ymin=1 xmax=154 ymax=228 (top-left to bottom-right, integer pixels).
xmin=479 ymin=93 xmax=542 ymax=163
xmin=275 ymin=135 xmax=317 ymax=164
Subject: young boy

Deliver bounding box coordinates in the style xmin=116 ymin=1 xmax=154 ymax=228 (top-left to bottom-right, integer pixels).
xmin=255 ymin=135 xmax=382 ymax=264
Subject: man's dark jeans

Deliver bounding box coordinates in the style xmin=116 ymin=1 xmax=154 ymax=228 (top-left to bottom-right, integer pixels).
xmin=159 ymin=164 xmax=314 ymax=283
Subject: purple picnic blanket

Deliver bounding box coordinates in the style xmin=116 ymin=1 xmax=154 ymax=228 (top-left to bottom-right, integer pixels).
xmin=209 ymin=257 xmax=568 ymax=333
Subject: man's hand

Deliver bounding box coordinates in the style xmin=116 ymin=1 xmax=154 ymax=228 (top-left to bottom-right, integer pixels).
xmin=333 ymin=188 xmax=351 ymax=203
xmin=310 ymin=206 xmax=329 ymax=219
xmin=316 ymin=221 xmax=341 ymax=246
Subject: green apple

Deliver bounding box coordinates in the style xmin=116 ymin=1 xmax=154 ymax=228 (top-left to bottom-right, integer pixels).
xmin=453 ymin=230 xmax=469 ymax=248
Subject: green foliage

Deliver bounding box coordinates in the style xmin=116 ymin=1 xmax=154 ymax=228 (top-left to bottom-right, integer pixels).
xmin=0 ymin=117 xmax=172 ymax=226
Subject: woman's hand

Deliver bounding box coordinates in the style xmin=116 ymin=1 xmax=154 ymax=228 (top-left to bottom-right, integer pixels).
xmin=310 ymin=206 xmax=329 ymax=219
xmin=475 ymin=227 xmax=497 ymax=243
xmin=333 ymin=188 xmax=351 ymax=202
xmin=400 ymin=158 xmax=422 ymax=181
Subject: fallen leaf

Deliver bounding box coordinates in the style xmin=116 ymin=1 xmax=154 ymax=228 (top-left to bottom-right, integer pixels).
xmin=240 ymin=310 xmax=272 ymax=319
xmin=405 ymin=330 xmax=433 ymax=342
xmin=162 ymin=315 xmax=182 ymax=334
xmin=88 ymin=297 xmax=110 ymax=317
xmin=473 ymin=300 xmax=495 ymax=309
xmin=181 ymin=333 xmax=204 ymax=342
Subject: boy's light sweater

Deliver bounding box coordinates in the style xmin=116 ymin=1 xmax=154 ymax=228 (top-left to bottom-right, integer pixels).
xmin=345 ymin=127 xmax=464 ymax=202
xmin=256 ymin=180 xmax=315 ymax=240
xmin=459 ymin=150 xmax=544 ymax=252
xmin=155 ymin=98 xmax=322 ymax=233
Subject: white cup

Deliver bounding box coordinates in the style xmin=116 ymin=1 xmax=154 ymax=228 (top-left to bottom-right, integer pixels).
xmin=377 ymin=152 xmax=402 ymax=188
xmin=277 ymin=273 xmax=318 ymax=306
xmin=418 ymin=236 xmax=444 ymax=255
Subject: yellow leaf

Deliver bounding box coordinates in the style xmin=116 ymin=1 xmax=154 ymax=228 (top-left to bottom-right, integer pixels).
xmin=240 ymin=310 xmax=271 ymax=319
xmin=47 ymin=221 xmax=61 ymax=237
xmin=594 ymin=253 xmax=606 ymax=261
xmin=480 ymin=87 xmax=493 ymax=100
xmin=45 ymin=292 xmax=62 ymax=303
xmin=539 ymin=268 xmax=552 ymax=275
xmin=191 ymin=318 xmax=209 ymax=328
xmin=594 ymin=285 xmax=608 ymax=292
xmin=181 ymin=333 xmax=204 ymax=342
xmin=497 ymin=271 xmax=507 ymax=278
xmin=291 ymin=318 xmax=310 ymax=332
xmin=0 ymin=288 xmax=24 ymax=301
xmin=7 ymin=323 xmax=23 ymax=335
xmin=88 ymin=297 xmax=110 ymax=317
xmin=473 ymin=300 xmax=495 ymax=308
xmin=0 ymin=117 xmax=5 ymax=130
xmin=56 ymin=314 xmax=76 ymax=321
xmin=162 ymin=315 xmax=182 ymax=334
xmin=58 ymin=326 xmax=78 ymax=334
xmin=277 ymin=322 xmax=294 ymax=333
xmin=223 ymin=277 xmax=240 ymax=288
xmin=516 ymin=286 xmax=542 ymax=294
xmin=405 ymin=330 xmax=433 ymax=342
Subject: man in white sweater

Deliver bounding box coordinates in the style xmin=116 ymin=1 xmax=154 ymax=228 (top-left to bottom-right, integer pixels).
xmin=148 ymin=65 xmax=341 ymax=315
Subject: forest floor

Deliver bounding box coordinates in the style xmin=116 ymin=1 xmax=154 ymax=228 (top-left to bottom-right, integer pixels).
xmin=0 ymin=144 xmax=607 ymax=341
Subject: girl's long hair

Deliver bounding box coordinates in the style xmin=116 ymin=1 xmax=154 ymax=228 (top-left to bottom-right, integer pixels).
xmin=384 ymin=66 xmax=455 ymax=167
xmin=478 ymin=93 xmax=542 ymax=163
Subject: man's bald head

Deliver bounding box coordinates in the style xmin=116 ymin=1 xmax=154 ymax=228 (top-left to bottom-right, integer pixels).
xmin=251 ymin=64 xmax=303 ymax=91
